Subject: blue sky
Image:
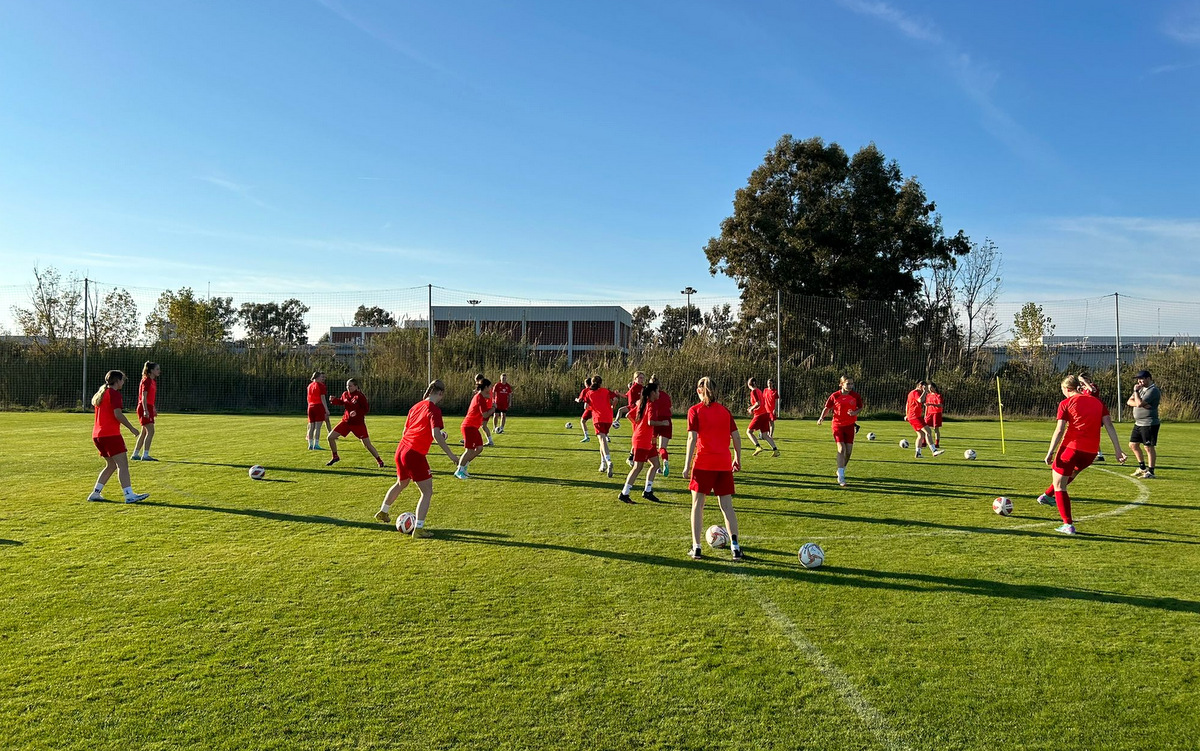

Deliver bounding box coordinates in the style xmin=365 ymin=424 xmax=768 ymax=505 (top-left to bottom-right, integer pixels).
xmin=1 ymin=0 xmax=1197 ymax=305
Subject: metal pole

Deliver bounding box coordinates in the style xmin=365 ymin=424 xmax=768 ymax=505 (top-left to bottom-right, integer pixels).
xmin=776 ymin=288 xmax=782 ymax=414
xmin=427 ymin=284 xmax=433 ymax=385
xmin=82 ymin=277 xmax=89 ymax=408
xmin=1114 ymin=292 xmax=1122 ymax=423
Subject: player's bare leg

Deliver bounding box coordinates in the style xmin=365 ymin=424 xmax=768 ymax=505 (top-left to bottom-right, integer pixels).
xmin=361 ymin=437 xmax=385 ymax=467
xmin=619 ymin=462 xmax=642 ymax=503
xmin=718 ymin=495 xmax=741 ymax=559
xmin=377 ymin=478 xmax=411 ymax=523
xmin=747 ymin=429 xmax=763 ymax=455
xmin=325 ymin=431 xmax=342 ymax=466
xmin=689 ymin=492 xmax=707 ymax=557
xmin=411 ymin=478 xmax=436 ymax=537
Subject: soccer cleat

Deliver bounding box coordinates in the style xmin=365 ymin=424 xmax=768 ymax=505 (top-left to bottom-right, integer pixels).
xmin=485 ymin=440 xmax=494 ymax=447
xmin=141 ymin=456 xmax=158 ymax=462
xmin=617 ymin=493 xmax=635 ymax=504
xmin=580 ymin=436 xmax=591 ymax=443
xmin=130 ymin=454 xmax=141 ymax=461
xmin=662 ymin=461 xmax=669 ymax=477
xmin=914 ymin=451 xmax=923 ymax=459
xmin=454 ymin=468 xmax=468 ymax=480
xmin=376 ymin=458 xmax=386 ymax=468
xmin=731 ymin=546 xmax=744 ymax=562
xmin=1131 ymin=468 xmax=1146 ymax=478
xmin=753 ymin=445 xmax=763 ymax=456
xmin=598 ymin=463 xmax=607 ymax=473
xmin=606 ymin=463 xmax=614 ymax=478
xmin=86 ymin=491 xmax=106 ymax=502
xmin=1056 ymin=523 xmax=1077 ymax=535
xmin=374 ymin=510 xmax=391 ymax=524
xmin=1037 ymin=493 xmax=1055 ymax=506
xmin=931 ymin=449 xmax=945 ymax=457
xmin=641 ymin=490 xmax=660 ymax=503
xmin=688 ymin=547 xmax=703 ymax=560
xmin=125 ymin=492 xmax=149 ymax=504
xmin=838 ymin=478 xmax=847 ymax=488
xmin=326 ymin=456 xmax=341 ymax=466
xmin=772 ymin=449 xmax=780 ymax=458
xmin=1094 ymin=453 xmax=1105 ymax=462
xmin=411 ymin=527 xmax=434 ymax=539
xmin=1142 ymin=471 xmax=1156 ymax=479
xmin=314 ymin=444 xmax=325 ymax=451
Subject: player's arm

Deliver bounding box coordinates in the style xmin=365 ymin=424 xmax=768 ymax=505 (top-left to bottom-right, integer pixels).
xmin=1044 ymin=419 xmax=1067 ymax=465
xmin=682 ymin=431 xmax=698 ymax=479
xmin=433 ymin=423 xmax=459 ymax=464
xmin=817 ymin=404 xmax=831 ymax=424
xmin=730 ymin=429 xmax=743 ymax=471
xmin=114 ymin=405 xmax=139 ymax=436
xmin=1101 ymin=416 xmax=1127 ymax=463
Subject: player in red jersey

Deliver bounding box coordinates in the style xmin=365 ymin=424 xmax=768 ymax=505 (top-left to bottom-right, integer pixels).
xmin=375 ymin=380 xmax=460 ymax=537
xmin=583 ymin=375 xmax=624 ymax=477
xmin=86 ymin=370 xmax=150 ymax=503
xmin=614 ymin=371 xmax=647 ymax=429
xmin=1077 ymin=374 xmax=1105 ymax=462
xmin=1036 ymin=375 xmax=1126 ymax=535
xmin=326 ymin=378 xmax=386 ymax=468
xmin=924 ymin=382 xmax=944 ymax=449
xmin=817 ymin=376 xmax=863 ymax=487
xmin=470 ymin=373 xmax=496 ymax=447
xmin=491 ymin=373 xmax=514 ymax=434
xmin=456 ymin=378 xmax=496 ymax=480
xmin=683 ymin=377 xmax=744 ymax=561
xmin=648 ymin=374 xmax=674 ymax=476
xmin=905 ymin=381 xmax=942 ymax=458
xmin=745 ymin=377 xmax=779 ymax=457
xmin=618 ymin=382 xmax=669 ymax=503
xmin=575 ymin=377 xmax=595 ymax=442
xmin=763 ymin=379 xmax=779 ymax=434
xmin=306 ymin=371 xmax=332 ymax=450
xmin=131 ymin=361 xmax=160 ymax=461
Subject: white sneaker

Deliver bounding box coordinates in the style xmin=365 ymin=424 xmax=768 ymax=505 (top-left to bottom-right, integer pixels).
xmin=125 ymin=492 xmax=149 ymax=503
xmin=580 ymin=436 xmax=591 ymax=443
xmin=87 ymin=491 xmax=105 ymax=502
xmin=1037 ymin=493 xmax=1055 ymax=506
xmin=931 ymin=449 xmax=945 ymax=457
xmin=1056 ymin=523 xmax=1077 ymax=535
xmin=915 ymin=451 xmax=923 ymax=459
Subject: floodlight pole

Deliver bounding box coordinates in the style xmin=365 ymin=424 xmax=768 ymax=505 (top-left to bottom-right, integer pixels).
xmin=681 ymin=286 xmax=697 ymax=340
xmin=82 ymin=277 xmax=89 ymax=408
xmin=1114 ymin=292 xmax=1122 ymax=423
xmin=776 ymin=288 xmax=782 ymax=414
xmin=468 ymin=299 xmax=482 ymax=369
xmin=427 ymin=284 xmax=433 ymax=385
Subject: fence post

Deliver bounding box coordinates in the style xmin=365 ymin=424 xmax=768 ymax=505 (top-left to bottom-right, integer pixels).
xmin=1114 ymin=292 xmax=1122 ymax=423
xmin=776 ymin=288 xmax=782 ymax=414
xmin=82 ymin=277 xmax=89 ymax=408
xmin=427 ymin=284 xmax=433 ymax=384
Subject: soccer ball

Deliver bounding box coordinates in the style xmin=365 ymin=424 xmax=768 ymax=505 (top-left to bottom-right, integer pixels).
xmin=396 ymin=512 xmax=417 ymax=534
xmin=993 ymin=496 xmax=1013 ymax=516
xmin=565 ymin=422 xmax=573 ymax=430
xmin=899 ymin=439 xmax=910 ymax=449
xmin=798 ymin=542 xmax=825 ymax=569
xmin=866 ymin=432 xmax=876 ymax=441
xmin=964 ymin=449 xmax=977 ymax=460
xmin=248 ymin=465 xmax=266 ymax=480
xmin=706 ymin=525 xmax=729 ymax=548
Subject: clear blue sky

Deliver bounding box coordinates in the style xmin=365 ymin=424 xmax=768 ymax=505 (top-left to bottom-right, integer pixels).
xmin=1 ymin=0 xmax=1197 ymax=303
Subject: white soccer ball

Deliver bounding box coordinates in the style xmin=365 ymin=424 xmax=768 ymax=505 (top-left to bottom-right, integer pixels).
xmin=798 ymin=542 xmax=825 ymax=569
xmin=248 ymin=465 xmax=266 ymax=480
xmin=706 ymin=525 xmax=729 ymax=549
xmin=993 ymin=496 xmax=1013 ymax=516
xmin=964 ymin=449 xmax=977 ymax=460
xmin=396 ymin=512 xmax=417 ymax=534
xmin=899 ymin=439 xmax=910 ymax=449
xmin=565 ymin=422 xmax=573 ymax=430
xmin=866 ymin=432 xmax=876 ymax=441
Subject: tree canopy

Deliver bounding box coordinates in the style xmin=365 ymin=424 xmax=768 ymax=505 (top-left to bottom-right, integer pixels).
xmin=353 ymin=305 xmax=397 ymax=327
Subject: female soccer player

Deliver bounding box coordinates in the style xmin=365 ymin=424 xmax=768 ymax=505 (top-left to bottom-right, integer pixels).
xmin=1078 ymin=374 xmax=1105 ymax=462
xmin=131 ymin=361 xmax=160 ymax=461
xmin=375 ymin=380 xmax=460 ymax=537
xmin=456 ymin=378 xmax=496 ymax=480
xmin=492 ymin=374 xmax=514 ymax=434
xmin=905 ymin=381 xmax=942 ymax=458
xmin=326 ymin=378 xmax=386 ymax=468
xmin=613 ymin=371 xmax=647 ymax=429
xmin=472 ymin=373 xmax=496 ymax=447
xmin=87 ymin=370 xmax=150 ymax=504
xmin=649 ymin=374 xmax=674 ymax=476
xmin=575 ymin=377 xmax=595 ymax=442
xmin=682 ymin=377 xmax=743 ymax=561
xmin=306 ymin=371 xmax=332 ymax=450
xmin=817 ymin=376 xmax=863 ymax=487
xmin=925 ymin=382 xmax=944 ymax=449
xmin=617 ymin=382 xmax=666 ymax=504
xmin=745 ymin=377 xmax=778 ymax=456
xmin=1036 ymin=375 xmax=1126 ymax=535
xmin=583 ymin=376 xmax=623 ymax=477
xmin=763 ymin=379 xmax=779 ymax=434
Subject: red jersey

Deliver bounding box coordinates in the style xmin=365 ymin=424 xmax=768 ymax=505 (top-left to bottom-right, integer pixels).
xmin=924 ymin=392 xmax=943 ymax=417
xmin=577 ymin=387 xmax=592 ymax=403
xmin=750 ymin=388 xmax=768 ymax=416
xmin=1058 ymin=393 xmax=1110 ymax=454
xmin=332 ymin=391 xmax=369 ymax=424
xmin=823 ymin=390 xmax=863 ymax=428
xmin=307 ymin=381 xmax=327 ymax=406
xmin=651 ymin=390 xmax=673 ymax=422
xmin=905 ymin=389 xmax=924 ymax=421
xmin=139 ymin=377 xmax=157 ymax=415
xmin=630 ymin=402 xmax=656 ymax=450
xmin=493 ymin=382 xmax=513 ymax=409
xmin=463 ymin=393 xmax=487 ymax=429
xmin=93 ymin=388 xmax=123 ymax=438
xmin=762 ymin=388 xmax=778 ymax=417
xmin=585 ymin=388 xmax=621 ymax=423
xmin=687 ymin=402 xmax=738 ymax=471
xmin=400 ymin=400 xmax=445 ymax=455
xmin=627 ymin=383 xmax=643 ymax=408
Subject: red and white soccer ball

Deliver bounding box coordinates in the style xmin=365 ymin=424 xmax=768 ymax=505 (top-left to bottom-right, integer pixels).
xmin=992 ymin=496 xmax=1013 ymax=516
xmin=705 ymin=525 xmax=729 ymax=549
xmin=248 ymin=465 xmax=266 ymax=480
xmin=396 ymin=512 xmax=417 ymax=534
xmin=798 ymin=542 xmax=825 ymax=569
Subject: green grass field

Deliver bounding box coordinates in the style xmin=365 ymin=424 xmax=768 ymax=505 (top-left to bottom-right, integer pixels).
xmin=1 ymin=413 xmax=1198 ymax=750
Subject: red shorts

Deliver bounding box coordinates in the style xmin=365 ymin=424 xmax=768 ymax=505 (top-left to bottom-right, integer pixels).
xmin=1053 ymin=447 xmax=1097 ymax=476
xmin=581 ymin=409 xmax=592 ymax=422
xmin=461 ymin=426 xmax=484 ymax=450
xmin=926 ymin=412 xmax=943 ymax=428
xmin=395 ymin=446 xmax=432 ymax=483
xmin=594 ymin=421 xmax=612 ymax=435
xmin=94 ymin=435 xmax=126 ymax=458
xmin=653 ymin=424 xmax=673 ymax=440
xmin=495 ymin=402 xmax=509 ymax=414
xmin=689 ymin=468 xmax=735 ymax=496
xmin=332 ymin=421 xmax=369 ymax=439
xmin=832 ymin=425 xmax=856 ymax=444
xmin=307 ymin=404 xmax=327 ymax=422
xmin=907 ymin=416 xmax=927 ymax=431
xmin=136 ymin=405 xmax=155 ymax=425
xmin=748 ymin=414 xmax=772 ymax=433
xmin=632 ymin=446 xmax=658 ymax=463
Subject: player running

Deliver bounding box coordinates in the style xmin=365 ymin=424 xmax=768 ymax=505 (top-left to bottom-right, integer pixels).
xmin=306 ymin=371 xmax=332 ymax=450
xmin=376 ymin=380 xmax=460 ymax=537
xmin=905 ymin=381 xmax=943 ymax=458
xmin=682 ymin=377 xmax=744 ymax=561
xmin=491 ymin=374 xmax=514 ymax=434
xmin=131 ymin=361 xmax=160 ymax=461
xmin=745 ymin=378 xmax=779 ymax=456
xmin=618 ymin=382 xmax=667 ymax=504
xmin=614 ymin=371 xmax=647 ymax=429
xmin=326 ymin=378 xmax=386 ymax=468
xmin=575 ymin=377 xmax=595 ymax=442
xmin=583 ymin=376 xmax=624 ymax=477
xmin=86 ymin=370 xmax=150 ymax=504
xmin=649 ymin=374 xmax=674 ymax=476
xmin=471 ymin=373 xmax=496 ymax=447
xmin=456 ymin=378 xmax=496 ymax=480
xmin=763 ymin=379 xmax=779 ymax=434
xmin=817 ymin=376 xmax=863 ymax=487
xmin=924 ymin=382 xmax=944 ymax=449
xmin=1037 ymin=375 xmax=1126 ymax=535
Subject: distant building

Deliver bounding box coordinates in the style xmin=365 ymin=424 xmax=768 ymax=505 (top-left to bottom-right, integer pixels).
xmin=433 ymin=305 xmax=631 ymax=364
xmin=987 ymin=334 xmax=1200 ymax=370
xmin=329 ymin=326 xmax=394 ymax=344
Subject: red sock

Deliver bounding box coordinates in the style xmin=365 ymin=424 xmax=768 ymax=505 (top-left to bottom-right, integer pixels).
xmin=1044 ymin=485 xmax=1055 ymax=497
xmin=1055 ymin=490 xmax=1072 ymax=525
xmin=659 ymin=448 xmax=669 ymax=461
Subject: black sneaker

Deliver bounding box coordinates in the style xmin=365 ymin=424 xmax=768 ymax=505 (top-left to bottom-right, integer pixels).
xmin=731 ymin=546 xmax=744 ymax=562
xmin=641 ymin=490 xmax=661 ymax=502
xmin=326 ymin=456 xmax=341 ymax=466
xmin=617 ymin=493 xmax=635 ymax=504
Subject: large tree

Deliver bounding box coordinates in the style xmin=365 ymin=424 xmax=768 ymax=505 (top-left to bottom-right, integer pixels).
xmin=352 ymin=305 xmax=397 ymax=327
xmin=238 ymin=299 xmax=311 ymax=345
xmin=145 ymin=287 xmax=236 ymax=345
xmin=88 ymin=288 xmax=141 ymax=349
xmin=11 ymin=266 xmax=83 ymax=352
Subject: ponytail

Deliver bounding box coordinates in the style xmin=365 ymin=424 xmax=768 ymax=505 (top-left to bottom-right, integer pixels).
xmin=142 ymin=361 xmax=157 ymax=378
xmin=311 ymin=371 xmax=323 ymax=382
xmin=636 ymin=381 xmax=659 ymax=420
xmin=592 ymin=375 xmax=603 ymax=388
xmin=1061 ymin=374 xmax=1081 ymax=392
xmin=747 ymin=377 xmax=758 ymax=389
xmin=91 ymin=370 xmax=125 ymax=407
xmin=476 ymin=377 xmax=492 ymax=393
xmin=424 ymin=379 xmax=445 ymax=399
xmin=697 ymin=377 xmax=718 ymax=406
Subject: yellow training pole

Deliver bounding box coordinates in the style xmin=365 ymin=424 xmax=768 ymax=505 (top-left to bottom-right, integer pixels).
xmin=996 ymin=375 xmax=1006 ymax=454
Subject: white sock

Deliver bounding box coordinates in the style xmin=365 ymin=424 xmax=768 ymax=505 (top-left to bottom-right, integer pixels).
xmin=837 ymin=467 xmax=846 ymax=480
xmin=94 ymin=482 xmax=104 ymax=493
xmin=644 ymin=480 xmax=653 ymax=492
xmin=380 ymin=502 xmax=392 ymax=513
xmin=123 ymin=486 xmax=134 ymax=498
xmin=415 ymin=519 xmax=425 ymax=528
xmin=621 ymin=484 xmax=632 ymax=495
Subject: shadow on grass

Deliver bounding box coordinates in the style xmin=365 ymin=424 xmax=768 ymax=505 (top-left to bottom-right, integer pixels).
xmin=0 ymin=539 xmax=22 ymax=546
xmin=165 ymin=459 xmax=385 ymax=478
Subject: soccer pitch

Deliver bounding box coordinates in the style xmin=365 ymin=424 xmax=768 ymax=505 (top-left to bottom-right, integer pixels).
xmin=1 ymin=413 xmax=1197 ymax=750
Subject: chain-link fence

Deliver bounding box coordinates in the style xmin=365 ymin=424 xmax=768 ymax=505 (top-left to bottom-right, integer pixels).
xmin=3 ymin=277 xmax=1199 ymax=420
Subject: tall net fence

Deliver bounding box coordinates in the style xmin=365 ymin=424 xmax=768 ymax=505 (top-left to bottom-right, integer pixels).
xmin=3 ymin=276 xmax=1199 ymax=420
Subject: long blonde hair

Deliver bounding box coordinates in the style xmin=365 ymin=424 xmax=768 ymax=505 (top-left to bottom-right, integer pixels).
xmin=1061 ymin=374 xmax=1081 ymax=392
xmin=424 ymin=379 xmax=446 ymax=398
xmin=91 ymin=370 xmax=125 ymax=407
xmin=697 ymin=377 xmax=718 ymax=406
xmin=142 ymin=361 xmax=158 ymax=378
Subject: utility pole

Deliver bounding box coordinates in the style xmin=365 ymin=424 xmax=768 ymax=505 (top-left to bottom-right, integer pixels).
xmin=82 ymin=277 xmax=89 ymax=408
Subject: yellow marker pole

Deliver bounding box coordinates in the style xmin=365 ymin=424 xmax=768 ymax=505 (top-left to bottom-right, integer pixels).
xmin=996 ymin=375 xmax=1006 ymax=454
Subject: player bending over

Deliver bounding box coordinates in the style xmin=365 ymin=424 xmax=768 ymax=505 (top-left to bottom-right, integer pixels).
xmin=86 ymin=370 xmax=150 ymax=504
xmin=326 ymin=378 xmax=386 ymax=468
xmin=306 ymin=371 xmax=333 ymax=450
xmin=583 ymin=376 xmax=624 ymax=477
xmin=683 ymin=377 xmax=744 ymax=561
xmin=456 ymin=378 xmax=496 ymax=480
xmin=376 ymin=380 xmax=460 ymax=537
xmin=618 ymin=382 xmax=668 ymax=503
xmin=131 ymin=361 xmax=160 ymax=461
xmin=817 ymin=376 xmax=863 ymax=487
xmin=745 ymin=378 xmax=778 ymax=456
